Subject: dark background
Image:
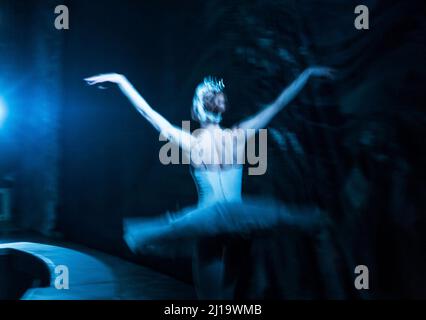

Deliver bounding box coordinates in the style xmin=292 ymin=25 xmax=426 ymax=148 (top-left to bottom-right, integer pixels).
xmin=0 ymin=0 xmax=425 ymax=298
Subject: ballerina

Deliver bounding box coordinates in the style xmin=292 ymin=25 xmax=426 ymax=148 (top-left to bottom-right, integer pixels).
xmin=85 ymin=67 xmax=334 ymax=298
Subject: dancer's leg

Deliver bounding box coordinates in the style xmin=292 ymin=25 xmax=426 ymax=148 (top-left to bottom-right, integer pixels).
xmin=192 ymin=239 xmax=227 ymax=299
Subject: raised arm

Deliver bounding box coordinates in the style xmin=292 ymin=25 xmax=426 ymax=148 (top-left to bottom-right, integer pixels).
xmin=235 ymin=67 xmax=334 ymax=134
xmin=85 ymin=73 xmax=195 ymax=152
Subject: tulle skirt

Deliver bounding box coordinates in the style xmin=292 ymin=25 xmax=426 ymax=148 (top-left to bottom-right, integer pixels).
xmin=124 ymin=198 xmax=325 ymax=248
xmin=123 ymin=197 xmax=329 ymax=299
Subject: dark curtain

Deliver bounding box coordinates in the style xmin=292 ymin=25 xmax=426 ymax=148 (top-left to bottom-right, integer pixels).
xmin=1 ymin=0 xmax=424 ymax=298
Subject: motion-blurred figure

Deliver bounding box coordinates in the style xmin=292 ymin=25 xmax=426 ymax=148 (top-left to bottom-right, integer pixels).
xmin=85 ymin=67 xmax=334 ymax=298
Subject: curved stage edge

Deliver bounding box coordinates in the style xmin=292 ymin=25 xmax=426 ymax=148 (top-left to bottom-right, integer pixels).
xmin=0 ymin=241 xmax=196 ymax=300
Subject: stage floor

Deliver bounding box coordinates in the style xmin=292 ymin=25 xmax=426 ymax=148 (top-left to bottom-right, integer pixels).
xmin=0 ymin=234 xmax=196 ymax=300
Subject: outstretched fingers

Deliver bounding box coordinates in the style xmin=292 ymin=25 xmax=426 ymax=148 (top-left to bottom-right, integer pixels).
xmin=84 ymin=73 xmax=123 ymax=85
xmin=84 ymin=75 xmax=105 ymax=85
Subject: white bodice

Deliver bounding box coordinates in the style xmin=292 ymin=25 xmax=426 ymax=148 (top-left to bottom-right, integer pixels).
xmin=191 ymin=166 xmax=243 ymax=207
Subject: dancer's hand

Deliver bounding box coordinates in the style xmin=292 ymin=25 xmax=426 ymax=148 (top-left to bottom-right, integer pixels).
xmin=84 ymin=73 xmax=125 ymax=86
xmin=306 ymin=66 xmax=336 ymax=79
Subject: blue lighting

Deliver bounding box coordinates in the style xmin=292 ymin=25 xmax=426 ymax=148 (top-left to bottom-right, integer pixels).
xmin=0 ymin=97 xmax=7 ymax=127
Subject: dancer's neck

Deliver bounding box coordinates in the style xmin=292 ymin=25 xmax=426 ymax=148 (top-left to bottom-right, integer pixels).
xmin=201 ymin=122 xmax=221 ymax=130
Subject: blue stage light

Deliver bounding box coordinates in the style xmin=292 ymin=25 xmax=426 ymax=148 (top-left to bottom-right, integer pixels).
xmin=0 ymin=97 xmax=7 ymax=127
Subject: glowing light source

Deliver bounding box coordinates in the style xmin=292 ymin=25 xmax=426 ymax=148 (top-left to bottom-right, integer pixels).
xmin=0 ymin=97 xmax=7 ymax=127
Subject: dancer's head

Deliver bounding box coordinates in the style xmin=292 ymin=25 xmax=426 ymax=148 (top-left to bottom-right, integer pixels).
xmin=192 ymin=76 xmax=227 ymax=125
